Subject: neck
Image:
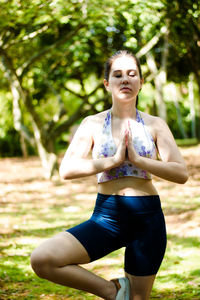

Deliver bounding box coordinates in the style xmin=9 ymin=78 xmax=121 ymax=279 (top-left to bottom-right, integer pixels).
xmin=111 ymin=102 xmax=137 ymax=119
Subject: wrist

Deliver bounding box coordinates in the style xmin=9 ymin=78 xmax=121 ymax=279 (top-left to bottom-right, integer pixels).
xmin=113 ymin=155 xmax=123 ymax=168
xmin=129 ymin=153 xmax=141 ymax=166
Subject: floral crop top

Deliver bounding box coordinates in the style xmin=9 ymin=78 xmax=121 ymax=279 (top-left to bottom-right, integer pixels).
xmin=92 ymin=109 xmax=157 ymax=183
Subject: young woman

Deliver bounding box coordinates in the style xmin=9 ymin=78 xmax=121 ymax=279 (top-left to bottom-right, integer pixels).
xmin=31 ymin=50 xmax=188 ymax=300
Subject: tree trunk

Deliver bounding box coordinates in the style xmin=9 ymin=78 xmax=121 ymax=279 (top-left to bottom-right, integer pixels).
xmin=1 ymin=55 xmax=35 ymax=146
xmin=1 ymin=49 xmax=58 ymax=179
xmin=145 ymin=25 xmax=169 ymax=121
xmin=20 ymin=133 xmax=28 ymax=158
xmin=187 ymin=50 xmax=200 ymax=140
xmin=146 ymin=52 xmax=167 ymax=121
xmin=32 ymin=122 xmax=58 ymax=179
xmin=170 ymin=83 xmax=188 ymax=139
xmin=188 ymin=73 xmax=197 ymax=138
xmin=137 ymin=26 xmax=167 ymax=58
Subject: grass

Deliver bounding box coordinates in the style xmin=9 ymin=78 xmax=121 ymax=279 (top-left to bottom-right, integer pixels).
xmin=175 ymin=138 xmax=199 ymax=147
xmin=0 ymin=144 xmax=200 ymax=299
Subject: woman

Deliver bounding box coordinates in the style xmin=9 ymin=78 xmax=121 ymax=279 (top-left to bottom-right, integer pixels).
xmin=31 ymin=50 xmax=188 ymax=300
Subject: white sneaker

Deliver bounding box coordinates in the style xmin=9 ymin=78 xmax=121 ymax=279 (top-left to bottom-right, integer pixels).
xmin=113 ymin=277 xmax=130 ymax=300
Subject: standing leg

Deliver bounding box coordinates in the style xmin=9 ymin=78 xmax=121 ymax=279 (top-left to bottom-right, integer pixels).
xmin=31 ymin=232 xmax=117 ymax=300
xmin=125 ymin=272 xmax=156 ymax=300
xmin=122 ymin=208 xmax=166 ymax=300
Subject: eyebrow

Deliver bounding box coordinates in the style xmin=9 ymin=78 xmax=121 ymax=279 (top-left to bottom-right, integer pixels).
xmin=112 ymin=69 xmax=137 ymax=73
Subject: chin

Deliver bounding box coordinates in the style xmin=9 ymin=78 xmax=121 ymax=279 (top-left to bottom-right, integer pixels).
xmin=118 ymin=95 xmax=135 ymax=101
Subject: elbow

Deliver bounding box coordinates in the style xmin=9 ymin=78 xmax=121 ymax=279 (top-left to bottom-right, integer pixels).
xmin=59 ymin=171 xmax=67 ymax=180
xmin=59 ymin=166 xmax=70 ymax=180
xmin=177 ymin=169 xmax=189 ymax=184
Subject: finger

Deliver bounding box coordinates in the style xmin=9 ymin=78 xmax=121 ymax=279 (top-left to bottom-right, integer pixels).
xmin=127 ymin=120 xmax=132 ymax=134
xmin=118 ymin=131 xmax=126 ymax=149
xmin=127 ymin=130 xmax=132 ymax=145
xmin=128 ymin=120 xmax=132 ymax=132
xmin=120 ymin=127 xmax=126 ymax=138
xmin=125 ymin=129 xmax=128 ymax=146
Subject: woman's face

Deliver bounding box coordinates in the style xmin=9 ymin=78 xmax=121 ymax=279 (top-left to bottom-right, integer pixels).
xmin=104 ymin=55 xmax=143 ymax=102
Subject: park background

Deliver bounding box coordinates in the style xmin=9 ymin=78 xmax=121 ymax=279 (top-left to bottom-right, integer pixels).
xmin=0 ymin=0 xmax=200 ymax=299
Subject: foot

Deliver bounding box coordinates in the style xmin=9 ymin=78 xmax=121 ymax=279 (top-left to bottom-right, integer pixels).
xmin=111 ymin=277 xmax=130 ymax=300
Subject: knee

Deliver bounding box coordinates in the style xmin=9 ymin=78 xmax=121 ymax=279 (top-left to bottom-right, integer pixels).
xmin=30 ymin=248 xmax=52 ymax=279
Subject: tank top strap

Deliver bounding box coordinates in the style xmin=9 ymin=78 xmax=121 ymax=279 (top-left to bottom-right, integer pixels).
xmin=136 ymin=109 xmax=144 ymax=124
xmin=102 ymin=109 xmax=112 ymax=135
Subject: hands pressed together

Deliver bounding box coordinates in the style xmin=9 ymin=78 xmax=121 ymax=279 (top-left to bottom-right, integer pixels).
xmin=114 ymin=121 xmax=140 ymax=167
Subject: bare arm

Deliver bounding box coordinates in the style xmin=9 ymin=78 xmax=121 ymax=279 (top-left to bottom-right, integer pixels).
xmin=59 ymin=116 xmax=126 ymax=180
xmin=127 ymin=117 xmax=189 ymax=184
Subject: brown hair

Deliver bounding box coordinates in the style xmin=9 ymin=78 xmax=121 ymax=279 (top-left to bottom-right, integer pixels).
xmin=104 ymin=50 xmax=142 ymax=107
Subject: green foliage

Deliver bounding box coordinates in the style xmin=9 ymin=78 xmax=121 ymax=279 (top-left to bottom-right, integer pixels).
xmin=176 ymin=138 xmax=199 ymax=146
xmin=166 ymin=101 xmax=190 ymax=138
xmin=161 ymin=0 xmax=200 ymax=82
xmin=0 ymin=92 xmax=13 ymax=138
xmin=0 ymin=0 xmax=200 ymax=158
xmin=0 ymin=130 xmax=22 ymax=157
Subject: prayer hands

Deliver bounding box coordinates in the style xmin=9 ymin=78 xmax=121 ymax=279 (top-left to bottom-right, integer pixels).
xmin=114 ymin=120 xmax=139 ymax=166
xmin=126 ymin=120 xmax=139 ymax=164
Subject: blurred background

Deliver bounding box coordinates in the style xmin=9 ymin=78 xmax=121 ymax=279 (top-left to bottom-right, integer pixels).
xmin=0 ymin=0 xmax=200 ymax=178
xmin=0 ymin=1 xmax=200 ymax=299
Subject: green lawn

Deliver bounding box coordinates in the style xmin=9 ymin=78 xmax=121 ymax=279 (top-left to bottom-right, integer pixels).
xmin=0 ymin=147 xmax=200 ymax=299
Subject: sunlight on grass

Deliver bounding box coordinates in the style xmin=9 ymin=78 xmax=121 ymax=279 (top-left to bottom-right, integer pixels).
xmin=0 ymin=149 xmax=200 ymax=299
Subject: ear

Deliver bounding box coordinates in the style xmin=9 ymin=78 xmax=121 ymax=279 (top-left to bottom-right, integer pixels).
xmin=140 ymin=78 xmax=144 ymax=89
xmin=103 ymin=79 xmax=110 ymax=92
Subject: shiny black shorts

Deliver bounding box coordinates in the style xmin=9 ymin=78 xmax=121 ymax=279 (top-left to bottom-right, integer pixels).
xmin=67 ymin=193 xmax=167 ymax=276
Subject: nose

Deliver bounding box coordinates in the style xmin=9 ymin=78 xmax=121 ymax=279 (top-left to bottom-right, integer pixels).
xmin=122 ymin=74 xmax=129 ymax=84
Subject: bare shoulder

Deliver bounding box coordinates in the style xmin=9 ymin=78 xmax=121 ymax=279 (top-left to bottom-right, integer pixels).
xmin=139 ymin=111 xmax=167 ymax=139
xmin=82 ymin=110 xmax=109 ymax=131
xmin=139 ymin=111 xmax=162 ymax=125
xmin=86 ymin=110 xmax=109 ymax=122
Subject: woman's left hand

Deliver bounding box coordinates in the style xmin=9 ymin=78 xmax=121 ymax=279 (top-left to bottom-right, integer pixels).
xmin=126 ymin=121 xmax=140 ymax=165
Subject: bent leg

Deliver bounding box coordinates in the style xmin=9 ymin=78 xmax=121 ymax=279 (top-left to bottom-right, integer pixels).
xmin=31 ymin=232 xmax=117 ymax=299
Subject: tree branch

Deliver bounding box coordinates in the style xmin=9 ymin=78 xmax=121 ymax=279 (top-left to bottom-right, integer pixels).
xmin=0 ymin=51 xmax=35 ymax=145
xmin=17 ymin=23 xmax=85 ymax=78
xmin=64 ymin=85 xmax=84 ymax=99
xmin=49 ymin=102 xmax=86 ymax=140
xmin=136 ymin=26 xmax=167 ymax=58
xmin=64 ymin=82 xmax=104 ymax=100
xmin=0 ymin=47 xmax=43 ymax=130
xmin=42 ymin=78 xmax=67 ymax=135
xmin=49 ymin=93 xmax=108 ymax=141
xmin=3 ymin=25 xmax=49 ymax=50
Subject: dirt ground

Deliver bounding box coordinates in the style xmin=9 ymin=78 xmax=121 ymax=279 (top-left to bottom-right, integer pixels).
xmin=0 ymin=144 xmax=200 ymax=238
xmin=154 ymin=144 xmax=200 ymax=237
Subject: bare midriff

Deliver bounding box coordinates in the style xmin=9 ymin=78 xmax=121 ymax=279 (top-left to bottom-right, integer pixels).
xmin=97 ymin=176 xmax=158 ymax=196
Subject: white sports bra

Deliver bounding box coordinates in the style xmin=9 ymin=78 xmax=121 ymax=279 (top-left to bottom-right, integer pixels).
xmin=92 ymin=109 xmax=157 ymax=183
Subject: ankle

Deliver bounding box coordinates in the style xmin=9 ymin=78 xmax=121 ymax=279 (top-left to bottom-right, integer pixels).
xmin=105 ymin=280 xmax=118 ymax=300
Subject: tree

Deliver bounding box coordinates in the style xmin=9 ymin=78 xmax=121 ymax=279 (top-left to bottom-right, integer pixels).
xmin=162 ymin=0 xmax=200 ymax=138
xmin=1 ymin=0 xmax=199 ymax=179
xmin=0 ymin=0 xmax=133 ymax=177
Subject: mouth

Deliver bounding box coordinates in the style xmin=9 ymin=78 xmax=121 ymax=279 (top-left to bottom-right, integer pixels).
xmin=120 ymin=87 xmax=132 ymax=92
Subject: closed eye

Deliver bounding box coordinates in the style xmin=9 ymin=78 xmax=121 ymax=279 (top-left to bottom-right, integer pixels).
xmin=113 ymin=70 xmax=137 ymax=77
xmin=129 ymin=71 xmax=136 ymax=77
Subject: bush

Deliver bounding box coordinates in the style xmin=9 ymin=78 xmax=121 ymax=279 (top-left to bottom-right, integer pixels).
xmin=0 ymin=130 xmax=35 ymax=157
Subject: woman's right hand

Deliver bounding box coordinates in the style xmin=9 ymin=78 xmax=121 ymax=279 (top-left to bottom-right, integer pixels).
xmin=113 ymin=130 xmax=127 ymax=166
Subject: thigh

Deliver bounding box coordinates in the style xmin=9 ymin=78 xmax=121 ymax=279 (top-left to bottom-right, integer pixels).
xmin=124 ymin=211 xmax=167 ymax=276
xmin=67 ymin=219 xmax=122 ymax=261
xmin=31 ymin=231 xmax=91 ymax=267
